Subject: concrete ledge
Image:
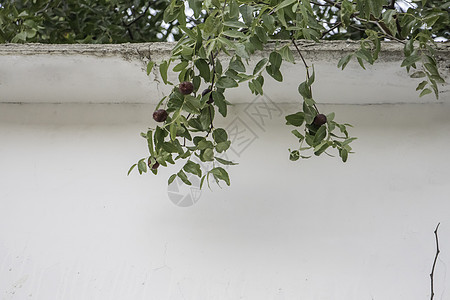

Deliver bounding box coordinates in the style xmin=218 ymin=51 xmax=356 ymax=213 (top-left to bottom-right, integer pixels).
xmin=0 ymin=41 xmax=448 ymax=104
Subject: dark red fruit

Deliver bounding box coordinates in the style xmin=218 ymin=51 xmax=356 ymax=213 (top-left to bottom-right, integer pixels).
xmin=148 ymin=159 xmax=159 ymax=169
xmin=202 ymin=88 xmax=214 ymax=104
xmin=179 ymin=81 xmax=194 ymax=95
xmin=313 ymin=114 xmax=327 ymax=126
xmin=153 ymin=109 xmax=168 ymax=122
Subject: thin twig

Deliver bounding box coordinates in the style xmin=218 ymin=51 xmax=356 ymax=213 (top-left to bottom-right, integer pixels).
xmin=124 ymin=1 xmax=152 ymax=27
xmin=311 ymin=1 xmax=333 ymax=7
xmin=206 ymin=52 xmax=217 ymax=136
xmin=322 ymin=0 xmax=341 ymax=9
xmin=430 ymin=222 xmax=441 ymax=300
xmin=321 ymin=21 xmax=342 ymax=38
xmin=35 ymin=1 xmax=52 ymax=15
xmin=123 ymin=20 xmax=134 ymax=40
xmin=291 ymin=39 xmax=319 ymax=114
xmin=355 ymin=16 xmax=406 ymax=44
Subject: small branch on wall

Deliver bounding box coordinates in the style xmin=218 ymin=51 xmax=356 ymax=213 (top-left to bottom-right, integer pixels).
xmin=430 ymin=222 xmax=441 ymax=300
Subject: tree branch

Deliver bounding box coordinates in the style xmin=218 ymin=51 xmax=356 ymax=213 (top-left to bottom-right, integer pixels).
xmin=124 ymin=2 xmax=152 ymax=27
xmin=291 ymin=39 xmax=319 ymax=114
xmin=430 ymin=222 xmax=441 ymax=300
xmin=321 ymin=21 xmax=342 ymax=38
xmin=322 ymin=0 xmax=341 ymax=9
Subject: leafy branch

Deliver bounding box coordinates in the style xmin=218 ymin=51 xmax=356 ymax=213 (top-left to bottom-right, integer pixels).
xmin=126 ymin=0 xmax=447 ymax=188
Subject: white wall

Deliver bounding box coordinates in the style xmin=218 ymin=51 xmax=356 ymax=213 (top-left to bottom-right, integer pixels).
xmin=1 ymin=101 xmax=450 ymax=299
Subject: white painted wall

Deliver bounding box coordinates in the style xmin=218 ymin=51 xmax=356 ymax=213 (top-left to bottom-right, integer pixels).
xmin=1 ymin=43 xmax=450 ymax=299
xmin=1 ymin=101 xmax=450 ymax=300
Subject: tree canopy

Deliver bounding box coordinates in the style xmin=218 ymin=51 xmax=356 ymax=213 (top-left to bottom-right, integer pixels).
xmin=1 ymin=0 xmax=448 ymax=44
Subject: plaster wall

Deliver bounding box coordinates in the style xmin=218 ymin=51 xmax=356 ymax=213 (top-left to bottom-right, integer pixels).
xmin=0 ymin=42 xmax=450 ymax=300
xmin=1 ymin=102 xmax=450 ymax=300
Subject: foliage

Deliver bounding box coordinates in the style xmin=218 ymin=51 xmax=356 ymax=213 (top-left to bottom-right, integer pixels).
xmin=1 ymin=0 xmax=447 ymax=188
xmin=0 ymin=0 xmax=175 ymax=43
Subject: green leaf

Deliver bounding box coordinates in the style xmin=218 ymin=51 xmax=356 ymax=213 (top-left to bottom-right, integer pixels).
xmin=216 ymin=141 xmax=231 ymax=153
xmin=262 ymin=14 xmax=275 ymax=32
xmin=209 ymin=167 xmax=230 ymax=186
xmin=235 ymin=43 xmax=250 ymax=59
xmin=255 ymin=27 xmax=268 ymax=43
xmin=229 ymin=0 xmax=240 ymax=18
xmin=127 ymin=163 xmax=137 ymax=175
xmin=275 ymin=0 xmax=297 ymax=12
xmin=265 ymin=66 xmax=283 ymax=82
xmin=291 ymin=130 xmax=304 ymax=140
xmin=146 ymin=130 xmax=155 ymax=157
xmin=198 ymin=139 xmax=214 ymax=150
xmin=304 ymin=98 xmax=316 ymax=107
xmin=173 ymin=61 xmax=188 ymax=72
xmin=213 ymin=128 xmax=228 ymax=143
xmin=183 ymin=160 xmax=202 ymax=177
xmin=253 ymin=58 xmax=268 ymax=75
xmin=168 ymin=174 xmax=177 ymax=185
xmin=229 ymin=57 xmax=246 ymax=73
xmin=340 ymin=148 xmax=348 ymax=162
xmin=195 ymin=59 xmax=211 ymax=81
xmin=269 ymin=51 xmax=283 ymax=71
xmin=419 ymin=88 xmax=432 ymax=97
xmin=338 ymin=53 xmax=353 ymax=70
xmin=314 ymin=141 xmax=330 ymax=156
xmin=223 ymin=20 xmax=247 ymax=28
xmin=298 ymin=81 xmax=312 ymax=99
xmin=215 ymin=157 xmax=238 ymax=165
xmin=177 ymin=170 xmax=192 ymax=185
xmin=170 ymin=122 xmax=177 ymax=141
xmin=289 ymin=150 xmax=300 ymax=161
xmin=222 ymin=30 xmax=246 ymax=39
xmin=159 ymin=61 xmax=169 ymax=84
xmin=138 ymin=159 xmax=147 ymax=174
xmin=279 ymin=45 xmax=295 ymax=63
xmin=162 ymin=142 xmax=179 ymax=153
xmin=200 ymin=175 xmax=206 ymax=189
xmin=401 ymin=55 xmax=421 ymax=67
xmin=184 ymin=95 xmax=202 ymax=113
xmin=410 ymin=71 xmax=426 ymax=78
xmin=313 ymin=126 xmax=327 ymax=144
xmin=252 ymin=79 xmax=263 ymax=95
xmin=212 ymin=91 xmax=227 ymax=117
xmin=285 ymin=112 xmax=305 ymax=127
xmin=216 ymin=76 xmax=238 ymax=88
xmin=147 ymin=61 xmax=155 ymax=75
xmin=202 ymin=148 xmax=215 ymax=161
xmin=416 ymin=81 xmax=428 ymax=91
xmin=356 ymin=57 xmax=366 ymax=70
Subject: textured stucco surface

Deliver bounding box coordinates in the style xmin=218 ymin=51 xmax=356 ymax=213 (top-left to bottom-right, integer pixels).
xmin=0 ymin=41 xmax=448 ymax=104
xmin=1 ymin=42 xmax=450 ymax=299
xmin=1 ymin=102 xmax=450 ymax=299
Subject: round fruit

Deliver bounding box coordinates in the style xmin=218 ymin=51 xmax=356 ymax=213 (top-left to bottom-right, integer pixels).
xmin=202 ymin=88 xmax=214 ymax=104
xmin=148 ymin=158 xmax=159 ymax=169
xmin=313 ymin=113 xmax=327 ymax=126
xmin=153 ymin=109 xmax=168 ymax=122
xmin=179 ymin=81 xmax=194 ymax=95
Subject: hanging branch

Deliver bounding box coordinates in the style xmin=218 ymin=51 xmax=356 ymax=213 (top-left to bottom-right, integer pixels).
xmin=291 ymin=38 xmax=320 ymax=114
xmin=430 ymin=222 xmax=441 ymax=300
